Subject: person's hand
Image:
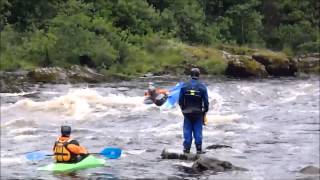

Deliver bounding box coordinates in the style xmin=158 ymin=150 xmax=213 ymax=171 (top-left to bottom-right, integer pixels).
xmin=203 ymin=115 xmax=208 ymax=125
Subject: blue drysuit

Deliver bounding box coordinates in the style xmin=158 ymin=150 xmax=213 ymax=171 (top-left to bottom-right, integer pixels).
xmin=178 ymin=79 xmax=209 ymax=151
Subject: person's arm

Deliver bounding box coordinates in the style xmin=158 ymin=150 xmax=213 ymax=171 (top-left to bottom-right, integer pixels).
xmin=52 ymin=142 xmax=57 ymax=151
xmin=67 ymin=140 xmax=88 ymax=155
xmin=178 ymin=87 xmax=185 ymax=109
xmin=202 ymin=85 xmax=209 ymax=113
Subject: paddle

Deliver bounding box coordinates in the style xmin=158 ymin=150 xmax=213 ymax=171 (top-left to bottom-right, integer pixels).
xmin=26 ymin=147 xmax=122 ymax=161
xmin=162 ymin=82 xmax=184 ymax=109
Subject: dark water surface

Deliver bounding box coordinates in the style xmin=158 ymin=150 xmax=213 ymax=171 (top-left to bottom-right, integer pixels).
xmin=1 ymin=76 xmax=319 ymax=179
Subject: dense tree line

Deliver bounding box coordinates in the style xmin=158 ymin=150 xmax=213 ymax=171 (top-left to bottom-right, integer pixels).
xmin=0 ymin=0 xmax=319 ymax=73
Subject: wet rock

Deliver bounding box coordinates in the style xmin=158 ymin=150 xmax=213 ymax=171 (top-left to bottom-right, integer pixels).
xmin=206 ymin=144 xmax=232 ymax=149
xmin=300 ymin=166 xmax=320 ymax=175
xmin=28 ymin=67 xmax=67 ymax=83
xmin=68 ymin=65 xmax=104 ymax=83
xmin=252 ymin=53 xmax=297 ymax=76
xmin=0 ymin=71 xmax=31 ymax=93
xmin=192 ymin=156 xmax=248 ymax=172
xmin=142 ymin=72 xmax=154 ymax=77
xmin=225 ymin=56 xmax=268 ymax=77
xmin=161 ymin=149 xmax=247 ymax=173
xmin=295 ymin=53 xmax=320 ymax=74
xmin=27 ymin=65 xmax=105 ymax=84
xmin=161 ymin=149 xmax=199 ymax=161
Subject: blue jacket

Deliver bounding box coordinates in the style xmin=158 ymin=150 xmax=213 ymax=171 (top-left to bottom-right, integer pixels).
xmin=179 ymin=79 xmax=209 ymax=115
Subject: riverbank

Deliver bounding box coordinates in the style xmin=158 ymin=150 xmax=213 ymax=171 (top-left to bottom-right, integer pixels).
xmin=1 ymin=44 xmax=319 ymax=93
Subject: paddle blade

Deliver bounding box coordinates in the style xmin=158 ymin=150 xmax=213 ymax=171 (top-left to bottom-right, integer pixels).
xmin=163 ymin=82 xmax=184 ymax=109
xmin=25 ymin=151 xmax=47 ymax=161
xmin=100 ymin=148 xmax=122 ymax=159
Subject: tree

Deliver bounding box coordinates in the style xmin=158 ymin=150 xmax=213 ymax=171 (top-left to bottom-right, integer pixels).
xmin=225 ymin=0 xmax=264 ymax=45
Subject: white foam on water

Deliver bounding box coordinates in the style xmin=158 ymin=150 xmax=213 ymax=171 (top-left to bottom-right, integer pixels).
xmin=206 ymin=114 xmax=242 ymax=125
xmin=279 ymin=90 xmax=306 ymax=103
xmin=141 ymin=122 xmax=181 ymax=134
xmin=173 ymin=161 xmax=193 ymax=168
xmin=203 ymin=130 xmax=224 ymax=136
xmin=126 ymin=150 xmax=146 ymax=155
xmin=2 ymin=88 xmax=147 ymax=121
xmin=298 ymin=83 xmax=314 ymax=89
xmin=0 ymin=157 xmax=26 ymax=166
xmin=7 ymin=127 xmax=38 ymax=136
xmin=238 ymin=123 xmax=259 ymax=130
xmin=237 ymin=85 xmax=263 ymax=96
xmin=12 ymin=135 xmax=40 ymax=142
xmin=0 ymin=91 xmax=37 ymax=97
xmin=207 ymin=88 xmax=225 ymax=112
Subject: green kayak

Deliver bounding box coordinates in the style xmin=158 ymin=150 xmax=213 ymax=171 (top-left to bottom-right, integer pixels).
xmin=38 ymin=155 xmax=106 ymax=172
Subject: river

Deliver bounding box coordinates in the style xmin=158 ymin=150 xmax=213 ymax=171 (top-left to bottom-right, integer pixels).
xmin=1 ymin=76 xmax=319 ymax=179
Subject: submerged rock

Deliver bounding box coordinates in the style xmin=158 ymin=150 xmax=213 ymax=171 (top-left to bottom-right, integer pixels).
xmin=161 ymin=149 xmax=247 ymax=173
xmin=161 ymin=149 xmax=199 ymax=161
xmin=300 ymin=166 xmax=320 ymax=175
xmin=192 ymin=156 xmax=247 ymax=172
xmin=206 ymin=144 xmax=232 ymax=149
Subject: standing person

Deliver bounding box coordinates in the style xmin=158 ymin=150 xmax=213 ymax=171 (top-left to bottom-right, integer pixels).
xmin=179 ymin=68 xmax=209 ymax=154
xmin=53 ymin=126 xmax=89 ymax=163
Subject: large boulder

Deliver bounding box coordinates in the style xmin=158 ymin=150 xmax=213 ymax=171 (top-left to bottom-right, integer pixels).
xmin=299 ymin=165 xmax=320 ymax=175
xmin=28 ymin=65 xmax=105 ymax=84
xmin=0 ymin=71 xmax=31 ymax=93
xmin=68 ymin=65 xmax=104 ymax=83
xmin=252 ymin=52 xmax=297 ymax=76
xmin=225 ymin=55 xmax=268 ymax=77
xmin=28 ymin=67 xmax=67 ymax=83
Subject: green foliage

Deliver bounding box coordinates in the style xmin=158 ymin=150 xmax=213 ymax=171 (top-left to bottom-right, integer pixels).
xmin=216 ymin=44 xmax=257 ymax=55
xmin=240 ymin=56 xmax=264 ymax=74
xmin=197 ymin=57 xmax=227 ymax=75
xmin=225 ymin=0 xmax=264 ymax=45
xmin=296 ymin=41 xmax=320 ymax=54
xmin=182 ymin=46 xmax=227 ymax=74
xmin=1 ymin=0 xmax=319 ymax=73
xmin=0 ymin=25 xmax=38 ymax=70
xmin=256 ymin=50 xmax=290 ymax=65
xmin=109 ymin=0 xmax=161 ymax=35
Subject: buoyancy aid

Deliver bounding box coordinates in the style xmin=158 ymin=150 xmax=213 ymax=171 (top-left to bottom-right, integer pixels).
xmin=181 ymin=83 xmax=203 ymax=114
xmin=53 ymin=137 xmax=78 ymax=163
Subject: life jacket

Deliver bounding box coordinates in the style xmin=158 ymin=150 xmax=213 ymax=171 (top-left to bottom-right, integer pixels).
xmin=53 ymin=138 xmax=78 ymax=163
xmin=182 ymin=82 xmax=203 ymax=114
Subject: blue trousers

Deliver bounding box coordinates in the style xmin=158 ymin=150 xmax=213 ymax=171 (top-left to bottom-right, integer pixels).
xmin=183 ymin=116 xmax=203 ymax=150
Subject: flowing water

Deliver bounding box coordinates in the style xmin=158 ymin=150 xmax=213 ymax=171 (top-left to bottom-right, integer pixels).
xmin=1 ymin=76 xmax=319 ymax=179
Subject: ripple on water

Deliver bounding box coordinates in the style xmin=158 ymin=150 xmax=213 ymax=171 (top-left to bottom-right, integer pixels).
xmin=0 ymin=78 xmax=319 ymax=179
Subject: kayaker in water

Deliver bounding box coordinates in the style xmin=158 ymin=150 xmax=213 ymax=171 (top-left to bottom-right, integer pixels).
xmin=53 ymin=126 xmax=89 ymax=163
xmin=144 ymin=82 xmax=169 ymax=106
xmin=179 ymin=68 xmax=209 ymax=154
